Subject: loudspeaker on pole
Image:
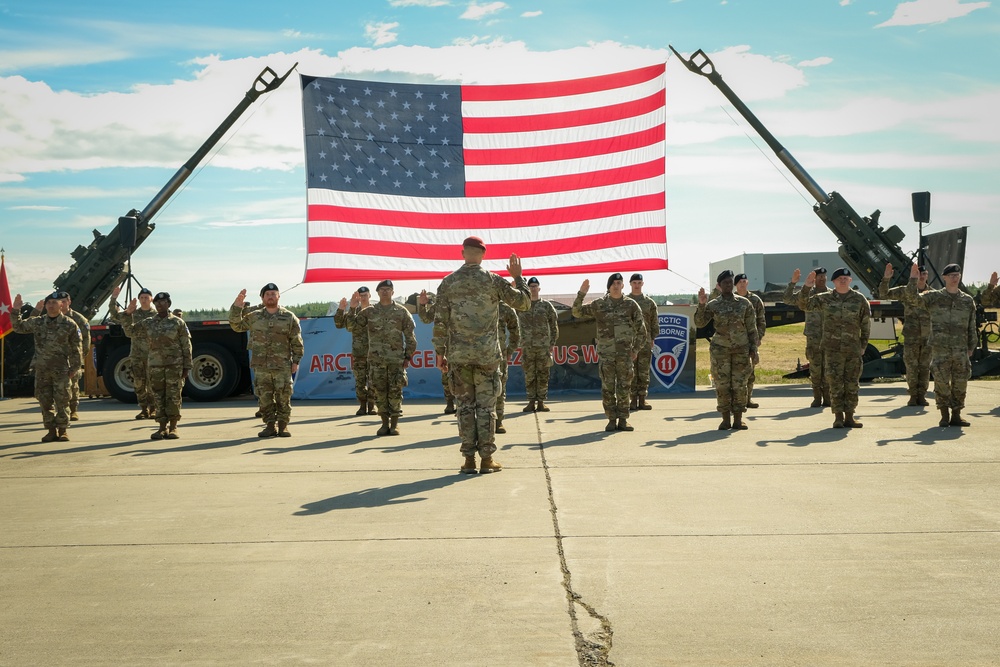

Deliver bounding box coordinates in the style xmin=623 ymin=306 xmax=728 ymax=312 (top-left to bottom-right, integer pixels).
xmin=118 ymin=216 xmax=138 ymax=249
xmin=911 ymin=192 xmax=931 ymax=224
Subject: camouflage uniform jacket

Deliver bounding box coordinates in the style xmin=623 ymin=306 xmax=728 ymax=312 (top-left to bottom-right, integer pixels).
xmin=980 ymin=283 xmax=1000 ymax=308
xmin=12 ymin=311 xmax=82 ymax=373
xmin=878 ymin=277 xmax=931 ymax=342
xmin=797 ymin=286 xmax=871 ymax=354
xmin=631 ymin=293 xmax=659 ymax=348
xmin=416 ymin=300 xmax=435 ymax=325
xmin=351 ymin=302 xmax=416 ymax=365
xmin=906 ymin=280 xmax=977 ymax=353
xmin=498 ymin=302 xmax=521 ymax=358
xmin=126 ymin=314 xmax=193 ymax=369
xmin=709 ymin=288 xmax=766 ymax=342
xmin=228 ymin=305 xmax=303 ymax=371
xmin=110 ymin=302 xmax=157 ymax=353
xmin=694 ymin=294 xmax=759 ymax=352
xmin=518 ymin=299 xmax=559 ymax=352
xmin=67 ymin=309 xmax=92 ymax=359
xmin=335 ymin=304 xmax=371 ymax=355
xmin=572 ymin=293 xmax=645 ymax=357
xmin=432 ymin=264 xmax=530 ymax=366
xmin=784 ymin=282 xmax=828 ymax=339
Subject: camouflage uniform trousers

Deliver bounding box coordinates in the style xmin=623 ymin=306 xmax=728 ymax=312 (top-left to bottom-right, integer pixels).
xmin=709 ymin=347 xmax=753 ymax=413
xmin=451 ymin=364 xmax=500 ymax=458
xmin=352 ymin=352 xmax=373 ymax=403
xmin=631 ymin=344 xmax=653 ymax=399
xmin=35 ymin=368 xmax=73 ymax=429
xmin=70 ymin=373 xmax=83 ymax=412
xmin=823 ymin=351 xmax=863 ymax=414
xmin=806 ymin=336 xmax=825 ymax=393
xmin=904 ymin=338 xmax=931 ymax=397
xmin=371 ymin=362 xmax=406 ymax=417
xmin=495 ymin=359 xmax=510 ymax=421
xmin=149 ymin=366 xmax=185 ymax=422
xmin=256 ymin=368 xmax=294 ymax=424
xmin=599 ymin=353 xmax=634 ymax=419
xmin=930 ymin=350 xmax=971 ymax=409
xmin=521 ymin=348 xmax=552 ymax=401
xmin=440 ymin=367 xmax=455 ymax=401
xmin=131 ymin=354 xmax=154 ymax=411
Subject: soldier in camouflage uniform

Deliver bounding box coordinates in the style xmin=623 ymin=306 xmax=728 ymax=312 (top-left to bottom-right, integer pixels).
xmin=798 ymin=268 xmax=871 ymax=429
xmin=123 ymin=292 xmax=192 ymax=440
xmin=335 ymin=286 xmax=376 ymax=416
xmin=734 ymin=274 xmax=766 ymax=409
xmin=628 ymin=273 xmax=658 ymax=411
xmin=350 ymin=280 xmax=416 ymax=436
xmin=229 ymin=283 xmax=303 ymax=438
xmin=696 ymin=271 xmax=759 ymax=430
xmin=417 ymin=291 xmax=457 ymax=414
xmin=980 ymin=271 xmax=1000 ymax=308
xmin=517 ymin=277 xmax=559 ymax=413
xmin=572 ymin=273 xmax=646 ymax=433
xmin=110 ymin=285 xmax=158 ymax=419
xmin=784 ymin=268 xmax=830 ymax=408
xmin=11 ymin=291 xmax=83 ymax=442
xmin=61 ymin=294 xmax=91 ymax=421
xmin=880 ymin=262 xmax=932 ymax=406
xmin=433 ymin=237 xmax=530 ymax=474
xmin=905 ymin=263 xmax=978 ymax=427
xmin=495 ymin=302 xmax=521 ymax=434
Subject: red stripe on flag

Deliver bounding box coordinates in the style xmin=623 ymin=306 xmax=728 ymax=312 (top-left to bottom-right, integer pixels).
xmin=460 ymin=64 xmax=665 ymax=102
xmin=463 ymin=91 xmax=664 ymax=134
xmin=308 ymin=193 xmax=665 ymax=229
xmin=465 ymin=125 xmax=665 ymax=166
xmin=308 ymin=227 xmax=666 ymax=260
xmin=466 ymin=159 xmax=664 ymax=197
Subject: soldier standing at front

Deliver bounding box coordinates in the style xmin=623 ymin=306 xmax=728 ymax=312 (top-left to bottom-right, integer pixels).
xmin=572 ymin=273 xmax=645 ymax=433
xmin=229 ymin=283 xmax=303 ymax=438
xmin=61 ymin=294 xmax=91 ymax=421
xmin=880 ymin=262 xmax=932 ymax=406
xmin=797 ymin=268 xmax=871 ymax=429
xmin=784 ymin=268 xmax=829 ymax=408
xmin=417 ymin=291 xmax=457 ymax=415
xmin=124 ymin=292 xmax=192 ymax=440
xmin=495 ymin=302 xmax=521 ymax=434
xmin=335 ymin=286 xmax=375 ymax=416
xmin=628 ymin=273 xmax=658 ymax=411
xmin=350 ymin=280 xmax=416 ymax=436
xmin=695 ymin=271 xmax=759 ymax=430
xmin=432 ymin=237 xmax=530 ymax=474
xmin=11 ymin=291 xmax=82 ymax=442
xmin=517 ymin=277 xmax=559 ymax=413
xmin=110 ymin=285 xmax=158 ymax=420
xmin=905 ymin=263 xmax=977 ymax=427
xmin=734 ymin=274 xmax=766 ymax=409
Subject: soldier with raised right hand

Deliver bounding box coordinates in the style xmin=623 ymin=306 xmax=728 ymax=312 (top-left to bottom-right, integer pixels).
xmin=110 ymin=285 xmax=158 ymax=419
xmin=784 ymin=267 xmax=829 ymax=408
xmin=517 ymin=277 xmax=559 ymax=414
xmin=335 ymin=286 xmax=375 ymax=416
xmin=879 ymin=262 xmax=932 ymax=406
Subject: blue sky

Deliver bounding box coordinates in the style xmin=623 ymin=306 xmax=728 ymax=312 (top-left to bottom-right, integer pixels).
xmin=1 ymin=0 xmax=998 ymax=309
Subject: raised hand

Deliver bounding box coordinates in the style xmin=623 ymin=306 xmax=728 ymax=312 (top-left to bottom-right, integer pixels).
xmin=579 ymin=279 xmax=590 ymax=295
xmin=233 ymin=289 xmax=247 ymax=308
xmin=697 ymin=287 xmax=707 ymax=305
xmin=791 ymin=268 xmax=801 ymax=283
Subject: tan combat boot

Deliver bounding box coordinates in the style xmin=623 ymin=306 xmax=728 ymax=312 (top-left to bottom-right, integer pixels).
xmin=732 ymin=412 xmax=748 ymax=430
xmin=536 ymin=400 xmax=550 ymax=412
xmin=605 ymin=418 xmax=617 ymax=432
xmin=70 ymin=407 xmax=80 ymax=421
xmin=41 ymin=427 xmax=58 ymax=443
xmin=151 ymin=422 xmax=168 ymax=440
xmin=638 ymin=396 xmax=652 ymax=410
xmin=810 ymin=387 xmax=823 ymax=408
xmin=821 ymin=388 xmax=832 ymax=408
xmin=495 ymin=419 xmax=506 ymax=434
xmin=444 ymin=399 xmax=456 ymax=414
xmin=907 ymin=393 xmax=919 ymax=407
xmin=630 ymin=396 xmax=638 ymax=411
xmin=938 ymin=408 xmax=950 ymax=427
xmin=277 ymin=422 xmax=291 ymax=437
xmin=718 ymin=411 xmax=732 ymax=430
xmin=480 ymin=456 xmax=502 ymax=474
xmin=917 ymin=393 xmax=929 ymax=406
xmin=388 ymin=415 xmax=400 ymax=436
xmin=166 ymin=419 xmax=179 ymax=439
xmin=135 ymin=407 xmax=149 ymax=420
xmin=367 ymin=401 xmax=377 ymax=415
xmin=522 ymin=400 xmax=536 ymax=413
xmin=258 ymin=422 xmax=278 ymax=438
xmin=844 ymin=412 xmax=863 ymax=429
xmin=460 ymin=455 xmax=478 ymax=474
xmin=616 ymin=418 xmax=634 ymax=432
xmin=56 ymin=427 xmax=69 ymax=442
xmin=376 ymin=415 xmax=391 ymax=436
xmin=833 ymin=412 xmax=846 ymax=428
xmin=355 ymin=398 xmax=367 ymax=416
xmin=745 ymin=388 xmax=759 ymax=409
xmin=949 ymin=408 xmax=970 ymax=427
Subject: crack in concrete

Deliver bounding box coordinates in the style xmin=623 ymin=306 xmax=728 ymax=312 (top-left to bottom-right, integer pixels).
xmin=536 ymin=418 xmax=615 ymax=667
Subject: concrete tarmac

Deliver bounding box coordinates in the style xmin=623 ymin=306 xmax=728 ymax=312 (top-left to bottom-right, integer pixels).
xmin=2 ymin=382 xmax=999 ymax=666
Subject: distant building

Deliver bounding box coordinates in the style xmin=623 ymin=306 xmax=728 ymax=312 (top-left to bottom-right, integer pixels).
xmin=709 ymin=251 xmax=873 ymax=298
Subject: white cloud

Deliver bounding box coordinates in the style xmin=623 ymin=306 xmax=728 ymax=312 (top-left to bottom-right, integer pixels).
xmin=365 ymin=21 xmax=400 ymax=46
xmin=8 ymin=205 xmax=68 ymax=211
xmin=876 ymin=0 xmax=990 ymax=27
xmin=798 ymin=56 xmax=833 ymax=67
xmin=521 ymin=10 xmax=542 ymax=17
xmin=460 ymin=2 xmax=508 ymax=20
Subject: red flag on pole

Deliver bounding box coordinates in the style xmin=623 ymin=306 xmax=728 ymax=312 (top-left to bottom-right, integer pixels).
xmin=0 ymin=254 xmax=13 ymax=340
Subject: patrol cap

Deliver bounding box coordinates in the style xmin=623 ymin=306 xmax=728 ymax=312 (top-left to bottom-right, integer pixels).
xmin=831 ymin=268 xmax=851 ymax=280
xmin=629 ymin=273 xmax=643 ymax=282
xmin=44 ymin=290 xmax=68 ymax=303
xmin=376 ymin=279 xmax=394 ymax=290
xmin=607 ymin=272 xmax=624 ymax=289
xmin=138 ymin=287 xmax=153 ymax=296
xmin=716 ymin=269 xmax=734 ymax=284
xmin=260 ymin=282 xmax=279 ymax=297
xmin=734 ymin=273 xmax=748 ymax=283
xmin=527 ymin=277 xmax=540 ymax=286
xmin=357 ymin=286 xmax=370 ymax=294
xmin=814 ymin=267 xmax=827 ymax=275
xmin=153 ymin=291 xmax=171 ymax=302
xmin=462 ymin=236 xmax=487 ymax=252
xmin=943 ymin=263 xmax=962 ymax=276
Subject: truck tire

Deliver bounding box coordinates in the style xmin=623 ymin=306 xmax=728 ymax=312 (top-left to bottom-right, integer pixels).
xmin=102 ymin=345 xmax=138 ymax=404
xmin=186 ymin=342 xmax=239 ymax=402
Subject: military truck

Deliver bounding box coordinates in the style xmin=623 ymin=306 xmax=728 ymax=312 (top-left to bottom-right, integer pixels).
xmin=2 ymin=64 xmax=296 ymax=402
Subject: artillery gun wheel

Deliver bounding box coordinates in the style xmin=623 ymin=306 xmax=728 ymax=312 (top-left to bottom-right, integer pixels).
xmin=186 ymin=343 xmax=239 ymax=402
xmin=102 ymin=345 xmax=138 ymax=403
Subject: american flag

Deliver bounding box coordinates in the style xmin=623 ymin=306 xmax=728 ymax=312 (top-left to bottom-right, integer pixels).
xmin=0 ymin=255 xmax=13 ymax=339
xmin=300 ymin=64 xmax=667 ymax=282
